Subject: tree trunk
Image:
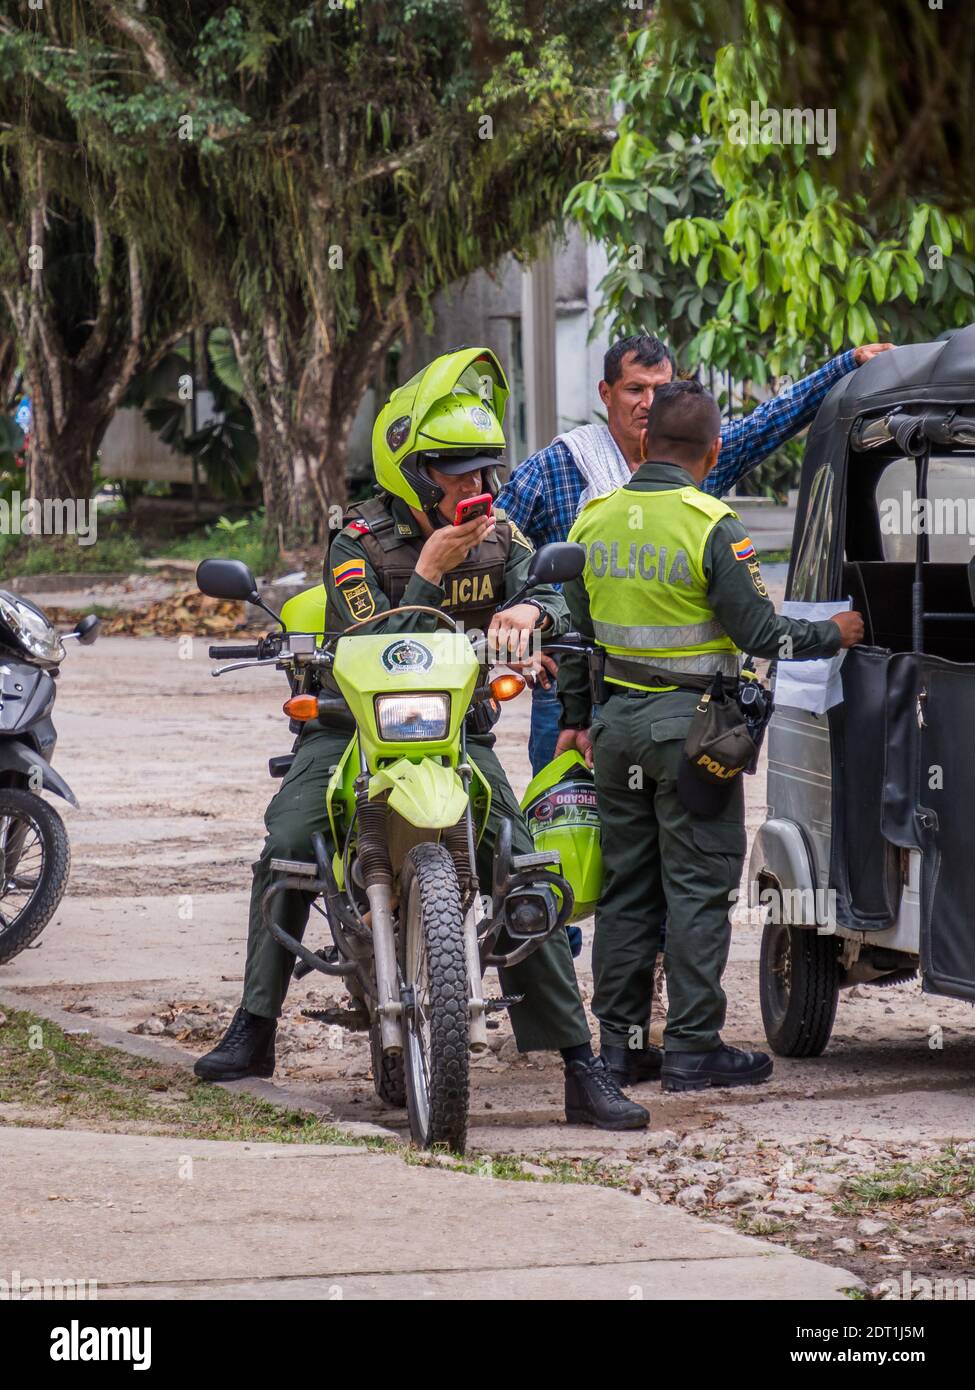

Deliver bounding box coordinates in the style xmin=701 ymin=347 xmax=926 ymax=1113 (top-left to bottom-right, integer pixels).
xmin=232 ymin=313 xmax=394 ymax=552
xmin=25 ymin=365 xmax=114 ymax=503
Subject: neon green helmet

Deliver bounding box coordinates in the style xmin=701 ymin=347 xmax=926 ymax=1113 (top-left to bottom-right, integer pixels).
xmin=372 ymin=346 xmax=509 ymax=512
xmin=520 ymin=750 xmax=603 ymax=923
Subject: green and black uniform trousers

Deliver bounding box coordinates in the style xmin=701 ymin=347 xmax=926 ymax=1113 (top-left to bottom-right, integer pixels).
xmin=242 ymin=722 xmax=590 ymax=1053
xmin=590 ymin=688 xmax=746 ymax=1054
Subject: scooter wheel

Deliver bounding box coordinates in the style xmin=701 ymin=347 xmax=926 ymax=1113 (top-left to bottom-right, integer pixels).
xmin=0 ymin=788 xmax=71 ymax=966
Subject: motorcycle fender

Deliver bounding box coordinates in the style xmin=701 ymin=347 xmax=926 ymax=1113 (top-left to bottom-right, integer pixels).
xmin=0 ymin=744 xmax=78 ymax=808
xmin=369 ymin=758 xmax=468 ymax=830
xmin=325 ymin=735 xmax=358 ymax=852
xmin=748 ymin=817 xmax=822 ymax=927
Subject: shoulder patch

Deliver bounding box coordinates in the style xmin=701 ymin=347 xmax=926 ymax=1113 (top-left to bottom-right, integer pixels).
xmin=333 ymin=558 xmax=366 ymax=585
xmin=730 ymin=537 xmax=756 ymax=562
xmin=343 ymin=519 xmax=370 ymax=537
xmin=747 ymin=558 xmax=768 ymax=596
xmin=508 ymin=519 xmax=534 ymax=552
xmin=342 ymin=581 xmax=376 ymax=622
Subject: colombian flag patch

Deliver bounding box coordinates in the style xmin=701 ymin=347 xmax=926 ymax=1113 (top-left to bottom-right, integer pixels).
xmin=332 ymin=558 xmax=366 ymax=585
xmin=731 ymin=537 xmax=756 ymax=562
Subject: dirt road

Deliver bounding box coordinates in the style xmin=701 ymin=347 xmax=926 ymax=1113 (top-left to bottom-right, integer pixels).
xmin=3 ymin=628 xmax=974 ymax=1291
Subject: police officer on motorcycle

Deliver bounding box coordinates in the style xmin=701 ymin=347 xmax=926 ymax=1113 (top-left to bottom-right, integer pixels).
xmin=195 ymin=348 xmax=649 ymax=1132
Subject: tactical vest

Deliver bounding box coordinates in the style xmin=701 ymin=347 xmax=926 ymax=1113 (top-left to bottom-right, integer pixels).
xmin=569 ymin=485 xmax=740 ymax=690
xmin=335 ymin=493 xmax=513 ymax=635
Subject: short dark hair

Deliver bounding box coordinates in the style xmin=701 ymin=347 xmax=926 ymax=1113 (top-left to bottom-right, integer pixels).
xmin=642 ymin=379 xmax=722 ymax=466
xmin=603 ymin=334 xmax=677 ymax=386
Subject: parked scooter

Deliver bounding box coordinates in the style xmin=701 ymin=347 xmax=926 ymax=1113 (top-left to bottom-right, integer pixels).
xmin=0 ymin=590 xmax=99 ymax=965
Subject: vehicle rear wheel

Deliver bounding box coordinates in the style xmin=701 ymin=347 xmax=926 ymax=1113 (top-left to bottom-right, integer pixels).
xmin=0 ymin=789 xmax=70 ymax=966
xmin=398 ymin=842 xmax=469 ymax=1153
xmin=760 ymin=915 xmax=841 ymax=1057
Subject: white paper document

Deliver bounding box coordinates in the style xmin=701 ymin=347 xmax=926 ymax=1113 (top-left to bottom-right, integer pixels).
xmin=772 ymin=599 xmax=852 ymax=714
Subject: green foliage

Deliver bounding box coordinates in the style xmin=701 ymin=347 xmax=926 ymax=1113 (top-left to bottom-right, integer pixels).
xmin=126 ymin=330 xmax=259 ymax=502
xmin=2 ymin=2 xmax=623 ymax=533
xmin=0 ymin=525 xmax=143 ymax=578
xmin=568 ymin=14 xmax=975 ymax=388
xmin=656 ymin=0 xmax=975 ymax=207
xmin=158 ymin=508 xmax=275 ymax=574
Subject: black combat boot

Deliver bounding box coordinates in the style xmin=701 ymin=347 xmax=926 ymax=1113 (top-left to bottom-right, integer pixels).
xmin=193 ymin=1007 xmax=276 ymax=1082
xmin=601 ymin=1043 xmax=664 ymax=1088
xmin=661 ymin=1042 xmax=773 ymax=1093
xmin=564 ymin=1056 xmax=650 ymax=1130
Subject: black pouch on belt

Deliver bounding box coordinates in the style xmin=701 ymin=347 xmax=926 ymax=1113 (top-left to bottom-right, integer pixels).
xmin=588 ymin=645 xmax=607 ymax=705
xmin=677 ymin=671 xmax=757 ymax=818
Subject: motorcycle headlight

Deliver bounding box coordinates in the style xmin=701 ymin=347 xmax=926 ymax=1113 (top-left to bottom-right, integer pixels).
xmin=0 ymin=591 xmax=64 ymax=664
xmin=375 ymin=693 xmax=450 ymax=741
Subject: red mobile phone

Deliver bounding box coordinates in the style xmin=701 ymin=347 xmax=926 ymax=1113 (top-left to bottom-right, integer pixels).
xmin=454 ymin=493 xmax=493 ymax=527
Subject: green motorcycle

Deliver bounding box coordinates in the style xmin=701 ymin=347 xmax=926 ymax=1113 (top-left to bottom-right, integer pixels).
xmin=197 ymin=543 xmax=585 ymax=1153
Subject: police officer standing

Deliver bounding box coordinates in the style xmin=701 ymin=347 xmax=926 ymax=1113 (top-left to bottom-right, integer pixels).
xmin=556 ymin=381 xmax=863 ymax=1091
xmin=196 ymin=348 xmax=648 ymax=1132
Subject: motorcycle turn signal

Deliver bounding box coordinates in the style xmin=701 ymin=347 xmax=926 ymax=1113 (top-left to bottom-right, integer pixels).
xmin=283 ymin=694 xmax=319 ymax=721
xmin=488 ymin=669 xmax=526 ymax=702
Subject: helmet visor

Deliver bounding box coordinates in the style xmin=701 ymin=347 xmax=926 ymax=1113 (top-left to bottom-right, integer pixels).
xmin=421 ymin=451 xmax=500 ymax=476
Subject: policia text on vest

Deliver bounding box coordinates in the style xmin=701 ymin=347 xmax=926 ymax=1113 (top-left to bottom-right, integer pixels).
xmin=558 ymin=460 xmax=847 ymax=1059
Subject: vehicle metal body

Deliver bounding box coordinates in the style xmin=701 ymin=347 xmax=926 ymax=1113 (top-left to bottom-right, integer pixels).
xmin=750 ymin=327 xmax=975 ymax=1055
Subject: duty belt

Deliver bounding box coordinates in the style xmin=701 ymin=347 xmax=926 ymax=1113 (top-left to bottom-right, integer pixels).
xmin=603 ymin=653 xmax=739 ymax=695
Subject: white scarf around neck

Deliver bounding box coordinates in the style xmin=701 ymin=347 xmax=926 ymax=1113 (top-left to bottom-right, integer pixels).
xmin=556 ymin=423 xmax=631 ymax=512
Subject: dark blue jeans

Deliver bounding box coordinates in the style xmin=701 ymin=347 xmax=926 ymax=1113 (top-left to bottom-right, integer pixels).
xmin=530 ymin=682 xmax=583 ymax=957
xmin=529 ymin=681 xmax=562 ymax=777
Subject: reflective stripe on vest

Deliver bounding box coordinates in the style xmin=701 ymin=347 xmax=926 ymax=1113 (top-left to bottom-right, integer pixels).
xmin=593 ymin=617 xmax=726 ymax=648
xmin=569 ymin=484 xmax=740 ymax=689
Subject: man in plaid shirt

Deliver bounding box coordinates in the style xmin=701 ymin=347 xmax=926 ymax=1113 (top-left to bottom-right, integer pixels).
xmin=498 ymin=333 xmax=893 ymax=781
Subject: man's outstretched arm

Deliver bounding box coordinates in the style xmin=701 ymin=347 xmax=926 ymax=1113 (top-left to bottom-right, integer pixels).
xmin=704 ymin=343 xmax=893 ymax=498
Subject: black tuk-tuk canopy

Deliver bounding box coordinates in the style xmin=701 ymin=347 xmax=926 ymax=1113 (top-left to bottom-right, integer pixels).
xmin=789 ymin=325 xmax=975 ymax=597
xmin=781 ymin=325 xmax=975 ymax=1001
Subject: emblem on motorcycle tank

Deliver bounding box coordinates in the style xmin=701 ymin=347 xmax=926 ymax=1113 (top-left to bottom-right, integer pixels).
xmin=381 ymin=639 xmax=433 ymax=673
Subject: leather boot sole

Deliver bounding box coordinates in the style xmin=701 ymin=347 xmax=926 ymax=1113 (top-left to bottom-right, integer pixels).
xmin=565 ymin=1105 xmax=650 ymax=1131
xmin=661 ymin=1058 xmax=773 ymax=1093
xmin=193 ymin=1057 xmax=275 ymax=1082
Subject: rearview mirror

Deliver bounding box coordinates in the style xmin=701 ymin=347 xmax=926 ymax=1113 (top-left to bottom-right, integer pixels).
xmin=196 ymin=558 xmax=258 ymax=603
xmin=527 ymin=542 xmax=586 ymax=587
xmin=74 ymin=614 xmax=100 ymax=645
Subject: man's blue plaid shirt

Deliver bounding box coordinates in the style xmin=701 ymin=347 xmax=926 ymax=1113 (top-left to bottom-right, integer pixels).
xmin=496 ymin=350 xmax=858 ymax=547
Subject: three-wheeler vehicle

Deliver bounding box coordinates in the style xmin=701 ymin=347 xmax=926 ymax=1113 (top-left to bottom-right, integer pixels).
xmin=750 ymin=325 xmax=975 ymax=1055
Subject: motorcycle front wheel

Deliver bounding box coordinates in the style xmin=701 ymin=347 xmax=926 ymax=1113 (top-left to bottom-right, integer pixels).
xmin=0 ymin=788 xmax=71 ymax=966
xmin=398 ymin=842 xmax=470 ymax=1154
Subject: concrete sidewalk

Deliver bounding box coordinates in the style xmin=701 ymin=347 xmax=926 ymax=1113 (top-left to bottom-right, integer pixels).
xmin=2 ymin=1126 xmax=859 ymax=1300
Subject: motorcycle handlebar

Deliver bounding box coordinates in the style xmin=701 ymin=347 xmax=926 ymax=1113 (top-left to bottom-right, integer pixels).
xmin=209 ymin=643 xmax=262 ymax=659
